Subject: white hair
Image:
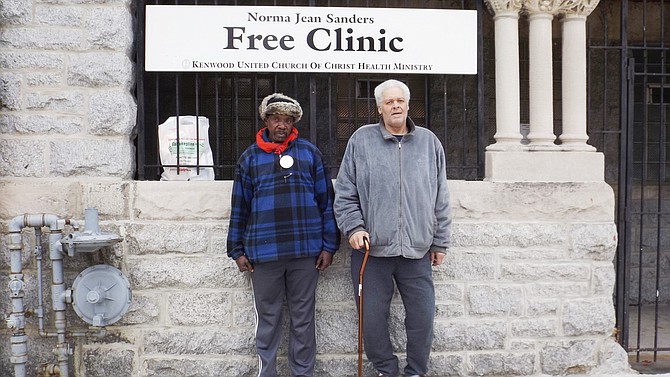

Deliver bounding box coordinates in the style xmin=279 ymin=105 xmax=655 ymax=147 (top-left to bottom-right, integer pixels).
xmin=374 ymin=79 xmax=411 ymax=107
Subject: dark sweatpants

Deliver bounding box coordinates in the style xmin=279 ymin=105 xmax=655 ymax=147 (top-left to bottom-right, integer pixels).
xmin=351 ymin=251 xmax=435 ymax=377
xmin=251 ymin=257 xmax=319 ymax=377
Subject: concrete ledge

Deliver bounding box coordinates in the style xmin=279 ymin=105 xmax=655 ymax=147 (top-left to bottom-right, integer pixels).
xmin=485 ymin=151 xmax=605 ymax=182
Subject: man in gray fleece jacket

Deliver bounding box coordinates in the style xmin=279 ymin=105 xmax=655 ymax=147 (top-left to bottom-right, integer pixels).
xmin=334 ymin=79 xmax=452 ymax=377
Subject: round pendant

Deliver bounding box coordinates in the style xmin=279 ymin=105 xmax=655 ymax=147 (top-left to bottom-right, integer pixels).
xmin=280 ymin=155 xmax=294 ymax=169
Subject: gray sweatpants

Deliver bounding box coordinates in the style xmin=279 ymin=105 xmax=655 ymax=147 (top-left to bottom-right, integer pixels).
xmin=351 ymin=251 xmax=435 ymax=377
xmin=251 ymin=257 xmax=319 ymax=377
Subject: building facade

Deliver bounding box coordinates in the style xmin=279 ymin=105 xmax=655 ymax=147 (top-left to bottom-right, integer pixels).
xmin=1 ymin=0 xmax=668 ymax=376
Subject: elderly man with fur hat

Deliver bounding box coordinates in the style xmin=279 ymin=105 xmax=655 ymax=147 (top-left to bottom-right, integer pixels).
xmin=227 ymin=93 xmax=340 ymax=377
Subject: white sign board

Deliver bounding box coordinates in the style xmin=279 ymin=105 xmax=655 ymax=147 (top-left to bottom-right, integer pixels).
xmin=145 ymin=5 xmax=477 ymax=75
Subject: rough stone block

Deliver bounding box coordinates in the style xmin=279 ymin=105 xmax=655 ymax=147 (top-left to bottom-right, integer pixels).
xmin=526 ymin=299 xmax=560 ymax=316
xmin=233 ymin=288 xmax=253 ymax=305
xmin=0 ymin=0 xmax=31 ymax=24
xmin=134 ymin=181 xmax=232 ymax=221
xmin=232 ymin=300 xmax=256 ymax=328
xmin=25 ymin=90 xmax=85 ymax=112
xmin=435 ymin=282 xmax=464 ymax=301
xmin=0 ymin=181 xmax=81 ymax=217
xmin=35 ymin=5 xmax=85 ymax=26
xmin=497 ymin=247 xmax=565 ymax=260
xmin=540 ymin=339 xmax=598 ymax=375
xmin=570 ymin=223 xmax=618 ymax=261
xmin=592 ymin=263 xmax=615 ymax=295
xmin=432 ymin=322 xmax=464 ymax=352
xmin=593 ymin=339 xmax=635 ymax=375
xmin=167 ymin=291 xmax=233 ymax=326
xmin=464 ymin=321 xmax=507 ymax=350
xmin=436 ymin=251 xmax=496 ymax=281
xmin=468 ymin=284 xmax=524 ymax=316
xmin=315 ymin=355 xmax=362 ymax=377
xmin=210 ymin=234 xmax=227 ymax=255
xmin=0 ymin=139 xmax=46 ymax=177
xmin=427 ymin=353 xmax=464 ymax=376
xmin=88 ymin=89 xmax=136 ymax=136
xmin=510 ymin=340 xmax=536 ymax=350
xmin=435 ymin=303 xmax=464 ymax=319
xmin=81 ymin=347 xmax=135 ymax=377
xmin=315 ymin=305 xmax=357 ymax=354
xmin=453 ymin=222 xmax=568 ymax=248
xmin=26 ymin=72 xmax=64 ymax=86
xmin=500 ymin=262 xmax=590 ymax=281
xmin=450 ymin=181 xmax=614 ymax=222
xmin=126 ymin=256 xmax=243 ymax=289
xmin=526 ymin=282 xmax=588 ymax=298
xmin=511 ymin=318 xmax=557 ymax=337
xmin=67 ymin=52 xmax=132 ymax=88
xmin=117 ymin=292 xmax=161 ymax=326
xmin=81 ymin=182 xmax=129 ymax=218
xmin=86 ymin=6 xmax=133 ymax=51
xmin=562 ymin=298 xmax=615 ymax=336
xmin=0 ymin=52 xmax=64 ymax=69
xmin=145 ymin=357 xmax=256 ymax=377
xmin=468 ymin=352 xmax=535 ymax=376
xmin=315 ymin=267 xmax=354 ymax=303
xmin=50 ymin=139 xmax=133 ymax=177
xmin=125 ymin=222 xmax=223 ymax=255
xmin=142 ymin=328 xmax=254 ymax=355
xmin=0 ymin=72 xmax=22 ymax=110
xmin=0 ymin=27 xmax=83 ymax=50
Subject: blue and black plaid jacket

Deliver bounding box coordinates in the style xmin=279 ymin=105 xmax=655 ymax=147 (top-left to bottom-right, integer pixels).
xmin=226 ymin=137 xmax=340 ymax=264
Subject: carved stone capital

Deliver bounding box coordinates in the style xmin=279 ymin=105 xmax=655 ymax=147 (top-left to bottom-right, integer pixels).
xmin=558 ymin=0 xmax=600 ymax=16
xmin=523 ymin=0 xmax=600 ymax=15
xmin=523 ymin=0 xmax=563 ymax=15
xmin=485 ymin=0 xmax=524 ymax=15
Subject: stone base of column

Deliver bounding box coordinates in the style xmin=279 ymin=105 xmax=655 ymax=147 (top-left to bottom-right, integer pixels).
xmin=485 ymin=151 xmax=604 ymax=182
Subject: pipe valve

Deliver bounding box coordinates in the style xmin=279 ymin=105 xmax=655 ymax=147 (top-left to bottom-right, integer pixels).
xmin=8 ymin=276 xmax=25 ymax=297
xmin=6 ymin=313 xmax=25 ymax=330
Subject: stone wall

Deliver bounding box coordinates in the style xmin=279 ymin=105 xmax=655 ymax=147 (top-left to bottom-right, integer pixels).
xmin=0 ymin=180 xmax=631 ymax=376
xmin=0 ymin=0 xmax=135 ymax=180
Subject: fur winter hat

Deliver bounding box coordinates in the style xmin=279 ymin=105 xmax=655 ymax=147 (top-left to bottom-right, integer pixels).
xmin=259 ymin=93 xmax=303 ymax=123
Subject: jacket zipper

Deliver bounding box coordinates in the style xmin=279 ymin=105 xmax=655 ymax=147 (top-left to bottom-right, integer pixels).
xmin=398 ymin=141 xmax=403 ymax=253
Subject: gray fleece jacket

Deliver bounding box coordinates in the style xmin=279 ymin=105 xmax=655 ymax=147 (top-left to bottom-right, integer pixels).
xmin=333 ymin=118 xmax=452 ymax=259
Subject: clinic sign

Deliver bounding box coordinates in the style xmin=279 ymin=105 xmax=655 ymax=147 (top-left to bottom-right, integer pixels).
xmin=145 ymin=5 xmax=477 ymax=74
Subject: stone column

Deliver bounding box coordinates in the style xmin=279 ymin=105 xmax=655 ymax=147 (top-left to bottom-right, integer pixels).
xmin=485 ymin=0 xmax=524 ymax=151
xmin=559 ymin=0 xmax=600 ymax=151
xmin=525 ymin=0 xmax=560 ymax=148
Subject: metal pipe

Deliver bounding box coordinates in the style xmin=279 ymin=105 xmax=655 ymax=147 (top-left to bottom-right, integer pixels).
xmin=34 ymin=227 xmax=51 ymax=337
xmin=49 ymin=232 xmax=69 ymax=377
xmin=6 ymin=214 xmax=63 ymax=377
xmin=7 ymin=215 xmax=28 ymax=377
xmin=38 ymin=363 xmax=60 ymax=377
xmin=7 ymin=212 xmax=106 ymax=377
xmin=83 ymin=208 xmax=100 ymax=234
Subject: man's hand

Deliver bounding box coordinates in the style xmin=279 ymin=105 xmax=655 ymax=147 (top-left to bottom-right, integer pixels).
xmin=235 ymin=255 xmax=254 ymax=272
xmin=315 ymin=251 xmax=333 ymax=271
xmin=430 ymin=251 xmax=445 ymax=266
xmin=348 ymin=230 xmax=370 ymax=249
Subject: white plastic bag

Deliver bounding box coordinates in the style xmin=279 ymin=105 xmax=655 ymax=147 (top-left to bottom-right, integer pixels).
xmin=158 ymin=116 xmax=214 ymax=181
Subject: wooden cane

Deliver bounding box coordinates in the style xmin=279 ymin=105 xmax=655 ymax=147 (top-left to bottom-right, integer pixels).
xmin=358 ymin=237 xmax=371 ymax=377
